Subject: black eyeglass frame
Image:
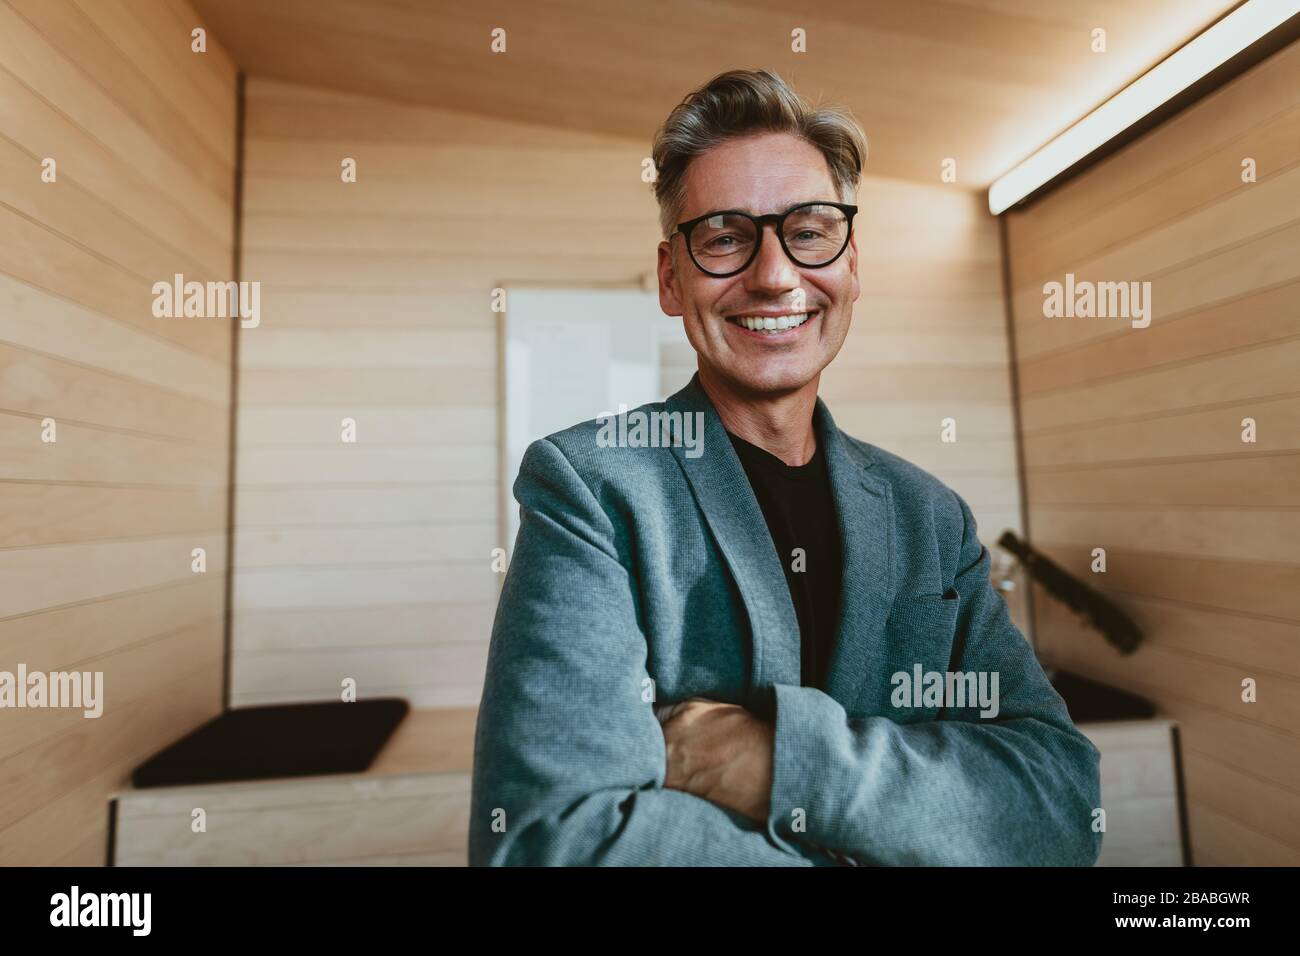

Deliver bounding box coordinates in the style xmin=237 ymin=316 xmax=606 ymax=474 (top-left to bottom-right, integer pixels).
xmin=672 ymin=200 xmax=859 ymax=278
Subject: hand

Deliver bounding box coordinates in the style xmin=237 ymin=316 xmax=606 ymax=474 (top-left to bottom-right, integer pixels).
xmin=659 ymin=697 xmax=774 ymax=824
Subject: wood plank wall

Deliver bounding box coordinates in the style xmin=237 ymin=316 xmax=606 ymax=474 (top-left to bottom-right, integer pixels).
xmin=232 ymin=77 xmax=1023 ymax=708
xmin=1004 ymin=40 xmax=1300 ymax=865
xmin=0 ymin=0 xmax=238 ymax=864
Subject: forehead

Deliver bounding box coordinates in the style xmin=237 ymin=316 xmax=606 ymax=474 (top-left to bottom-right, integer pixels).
xmin=678 ymin=132 xmax=836 ymax=220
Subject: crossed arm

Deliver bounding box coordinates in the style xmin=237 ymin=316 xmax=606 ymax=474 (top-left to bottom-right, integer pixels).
xmin=468 ymin=438 xmax=1103 ymax=866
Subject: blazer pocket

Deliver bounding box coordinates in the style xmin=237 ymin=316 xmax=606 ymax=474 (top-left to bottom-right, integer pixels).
xmin=881 ymin=593 xmax=961 ymax=724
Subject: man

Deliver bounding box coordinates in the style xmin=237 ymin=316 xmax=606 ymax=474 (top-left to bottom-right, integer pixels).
xmin=470 ymin=69 xmax=1102 ymax=866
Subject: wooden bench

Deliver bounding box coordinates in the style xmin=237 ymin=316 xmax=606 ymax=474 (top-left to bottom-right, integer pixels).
xmin=1079 ymin=718 xmax=1186 ymax=866
xmin=110 ymin=708 xmax=476 ymax=866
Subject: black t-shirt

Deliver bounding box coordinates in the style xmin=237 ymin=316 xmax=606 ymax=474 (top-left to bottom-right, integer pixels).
xmin=726 ymin=429 xmax=844 ymax=690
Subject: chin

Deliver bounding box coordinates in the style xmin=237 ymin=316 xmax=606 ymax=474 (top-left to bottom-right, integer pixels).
xmin=726 ymin=361 xmax=821 ymax=398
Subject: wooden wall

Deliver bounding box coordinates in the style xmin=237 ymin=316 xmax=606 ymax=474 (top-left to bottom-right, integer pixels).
xmin=0 ymin=0 xmax=237 ymax=864
xmin=231 ymin=77 xmax=1023 ymax=708
xmin=1004 ymin=40 xmax=1300 ymax=865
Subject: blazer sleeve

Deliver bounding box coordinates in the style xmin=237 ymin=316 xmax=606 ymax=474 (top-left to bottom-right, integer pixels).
xmin=469 ymin=437 xmax=832 ymax=866
xmin=764 ymin=491 xmax=1104 ymax=866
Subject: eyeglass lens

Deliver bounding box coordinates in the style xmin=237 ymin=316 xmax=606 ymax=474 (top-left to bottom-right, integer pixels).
xmin=689 ymin=204 xmax=850 ymax=274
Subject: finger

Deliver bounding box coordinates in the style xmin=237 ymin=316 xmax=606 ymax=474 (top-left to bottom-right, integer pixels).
xmin=654 ymin=702 xmax=684 ymax=726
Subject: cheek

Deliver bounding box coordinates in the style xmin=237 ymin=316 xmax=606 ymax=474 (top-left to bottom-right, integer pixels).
xmin=832 ymin=269 xmax=856 ymax=301
xmin=825 ymin=272 xmax=857 ymax=318
xmin=803 ymin=276 xmax=850 ymax=320
xmin=685 ymin=284 xmax=730 ymax=327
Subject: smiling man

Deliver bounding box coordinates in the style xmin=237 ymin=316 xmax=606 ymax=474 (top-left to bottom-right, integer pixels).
xmin=470 ymin=69 xmax=1102 ymax=867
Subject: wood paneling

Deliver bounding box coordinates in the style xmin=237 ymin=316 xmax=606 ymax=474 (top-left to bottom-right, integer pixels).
xmin=1004 ymin=39 xmax=1300 ymax=866
xmin=0 ymin=0 xmax=236 ymax=865
xmin=191 ymin=0 xmax=1234 ymax=189
xmin=231 ymin=77 xmax=1026 ymax=706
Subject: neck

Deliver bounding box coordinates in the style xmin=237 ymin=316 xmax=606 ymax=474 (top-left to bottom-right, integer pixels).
xmin=697 ymin=364 xmax=820 ymax=466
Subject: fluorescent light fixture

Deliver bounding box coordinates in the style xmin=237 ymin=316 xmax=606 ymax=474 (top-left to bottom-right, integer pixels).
xmin=988 ymin=0 xmax=1300 ymax=214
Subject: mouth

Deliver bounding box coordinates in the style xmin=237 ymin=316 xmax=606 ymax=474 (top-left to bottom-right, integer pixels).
xmin=723 ymin=310 xmax=818 ymax=338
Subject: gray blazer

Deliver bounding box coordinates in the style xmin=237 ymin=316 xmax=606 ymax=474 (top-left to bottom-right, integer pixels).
xmin=470 ymin=372 xmax=1102 ymax=866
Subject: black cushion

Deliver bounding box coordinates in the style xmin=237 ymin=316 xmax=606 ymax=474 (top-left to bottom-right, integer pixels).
xmin=131 ymin=698 xmax=409 ymax=788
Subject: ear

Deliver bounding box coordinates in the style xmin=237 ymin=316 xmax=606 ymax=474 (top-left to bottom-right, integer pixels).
xmin=657 ymin=239 xmax=684 ymax=317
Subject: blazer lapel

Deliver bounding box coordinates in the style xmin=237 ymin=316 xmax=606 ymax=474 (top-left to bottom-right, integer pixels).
xmin=664 ymin=375 xmax=896 ymax=713
xmin=665 ymin=375 xmax=801 ymax=697
xmin=814 ymin=397 xmax=897 ymax=711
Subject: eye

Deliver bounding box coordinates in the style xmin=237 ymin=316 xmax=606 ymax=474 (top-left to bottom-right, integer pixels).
xmin=702 ymin=233 xmax=743 ymax=251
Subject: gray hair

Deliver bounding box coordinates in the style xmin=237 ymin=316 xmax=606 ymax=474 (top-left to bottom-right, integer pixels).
xmin=650 ymin=69 xmax=867 ymax=240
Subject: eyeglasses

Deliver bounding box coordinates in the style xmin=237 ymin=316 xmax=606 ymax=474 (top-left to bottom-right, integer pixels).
xmin=672 ymin=201 xmax=858 ymax=278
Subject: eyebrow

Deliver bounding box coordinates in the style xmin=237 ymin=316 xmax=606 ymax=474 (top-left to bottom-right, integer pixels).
xmin=693 ymin=198 xmax=839 ymax=219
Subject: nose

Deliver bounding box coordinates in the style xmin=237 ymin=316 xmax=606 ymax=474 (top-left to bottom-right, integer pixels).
xmin=744 ymin=222 xmax=800 ymax=296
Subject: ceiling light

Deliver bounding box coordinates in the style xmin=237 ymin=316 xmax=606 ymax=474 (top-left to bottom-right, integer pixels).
xmin=988 ymin=0 xmax=1300 ymax=215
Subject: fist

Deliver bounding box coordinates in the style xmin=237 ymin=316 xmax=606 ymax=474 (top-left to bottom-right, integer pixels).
xmin=659 ymin=697 xmax=774 ymax=823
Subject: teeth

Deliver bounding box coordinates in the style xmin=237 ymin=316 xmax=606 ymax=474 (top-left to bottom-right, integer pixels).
xmin=731 ymin=312 xmax=812 ymax=333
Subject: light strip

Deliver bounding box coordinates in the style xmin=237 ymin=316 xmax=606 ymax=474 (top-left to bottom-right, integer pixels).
xmin=988 ymin=0 xmax=1300 ymax=215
